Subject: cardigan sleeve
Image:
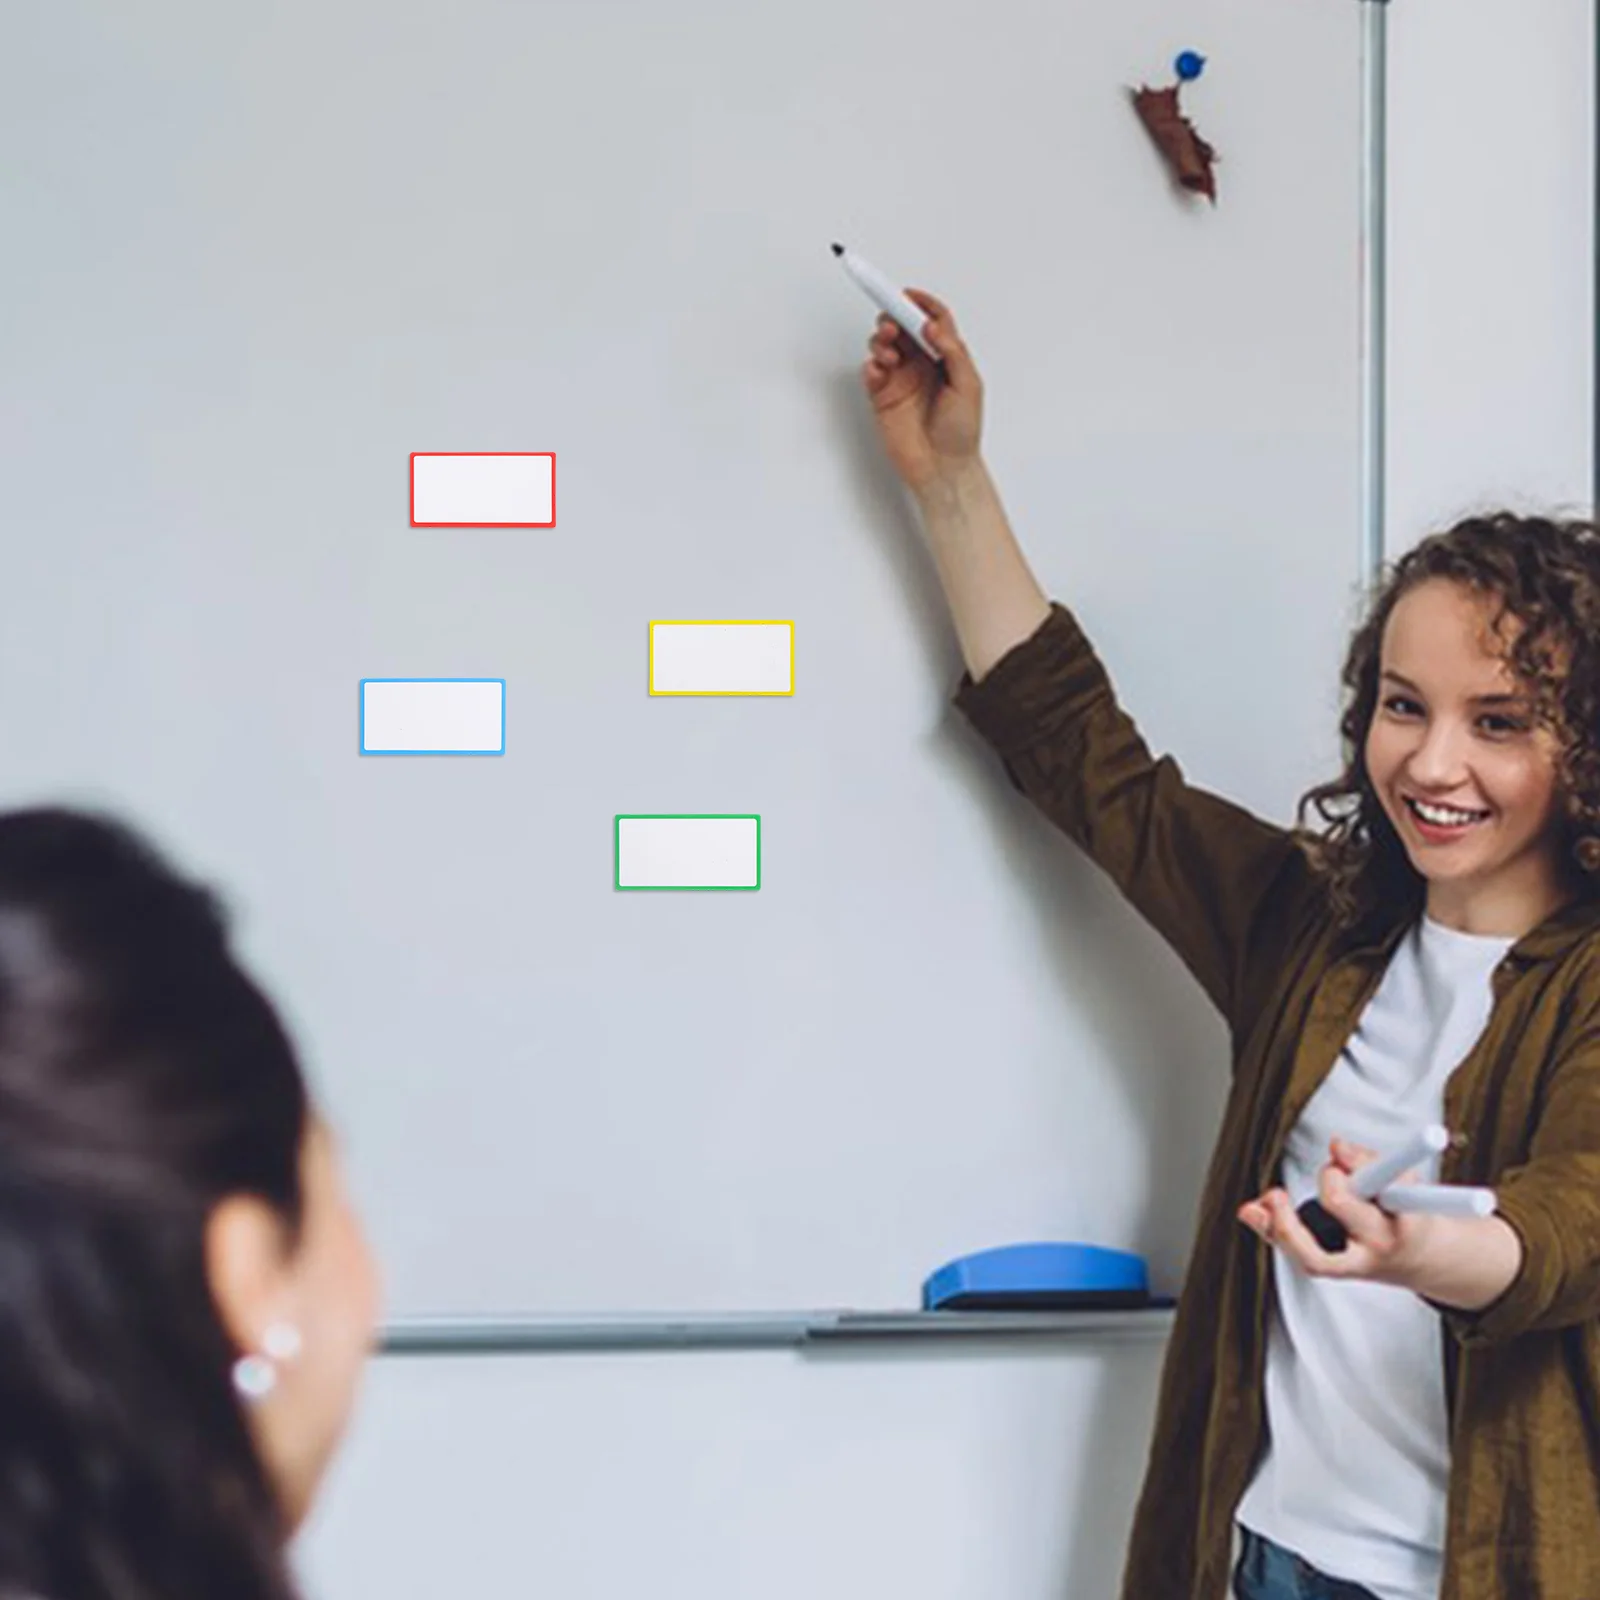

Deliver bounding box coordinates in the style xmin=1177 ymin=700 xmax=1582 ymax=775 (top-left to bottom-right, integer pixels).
xmin=1444 ymin=979 xmax=1600 ymax=1345
xmin=952 ymin=601 xmax=1315 ymax=1037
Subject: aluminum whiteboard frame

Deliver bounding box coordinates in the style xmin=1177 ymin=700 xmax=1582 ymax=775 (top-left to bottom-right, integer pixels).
xmin=1361 ymin=0 xmax=1388 ymax=586
xmin=373 ymin=1 xmax=1391 ymax=1361
xmin=378 ymin=1309 xmax=1178 ymax=1355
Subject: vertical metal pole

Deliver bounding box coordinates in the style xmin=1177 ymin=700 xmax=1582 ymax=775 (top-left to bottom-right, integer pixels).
xmin=1360 ymin=0 xmax=1389 ymax=589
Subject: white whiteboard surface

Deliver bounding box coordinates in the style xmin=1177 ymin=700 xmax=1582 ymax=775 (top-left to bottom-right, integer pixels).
xmin=296 ymin=1346 xmax=1165 ymax=1600
xmin=2 ymin=0 xmax=1359 ymax=1318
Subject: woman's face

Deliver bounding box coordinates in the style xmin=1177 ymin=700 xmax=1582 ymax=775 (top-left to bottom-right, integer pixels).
xmin=1363 ymin=577 xmax=1570 ymax=935
xmin=213 ymin=1117 xmax=383 ymax=1530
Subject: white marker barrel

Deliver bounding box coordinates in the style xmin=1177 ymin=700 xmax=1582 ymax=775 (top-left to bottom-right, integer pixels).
xmin=1377 ymin=1184 xmax=1496 ymax=1218
xmin=1349 ymin=1123 xmax=1451 ymax=1199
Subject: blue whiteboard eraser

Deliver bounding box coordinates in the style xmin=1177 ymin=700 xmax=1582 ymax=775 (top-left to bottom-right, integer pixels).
xmin=921 ymin=1242 xmax=1153 ymax=1311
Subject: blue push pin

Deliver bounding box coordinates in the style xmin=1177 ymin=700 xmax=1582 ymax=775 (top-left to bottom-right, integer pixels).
xmin=1175 ymin=50 xmax=1206 ymax=82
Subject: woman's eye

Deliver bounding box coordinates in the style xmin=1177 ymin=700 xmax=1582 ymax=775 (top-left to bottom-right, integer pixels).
xmin=1381 ymin=696 xmax=1526 ymax=735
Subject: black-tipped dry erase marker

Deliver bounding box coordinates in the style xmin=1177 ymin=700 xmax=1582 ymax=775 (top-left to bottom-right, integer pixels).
xmin=831 ymin=242 xmax=943 ymax=364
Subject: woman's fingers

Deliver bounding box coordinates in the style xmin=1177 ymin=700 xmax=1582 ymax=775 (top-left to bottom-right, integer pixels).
xmin=1316 ymin=1163 xmax=1390 ymax=1251
xmin=1330 ymin=1136 xmax=1379 ymax=1173
xmin=904 ymin=286 xmax=952 ymax=323
xmin=866 ymin=295 xmax=981 ymax=397
xmin=868 ymin=318 xmax=907 ymax=363
xmin=1264 ymin=1191 xmax=1366 ymax=1278
xmin=1238 ymin=1187 xmax=1377 ymax=1280
xmin=906 ymin=289 xmax=981 ymax=392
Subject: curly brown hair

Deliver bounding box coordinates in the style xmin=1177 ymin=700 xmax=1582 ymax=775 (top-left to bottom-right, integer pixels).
xmin=1294 ymin=511 xmax=1600 ymax=930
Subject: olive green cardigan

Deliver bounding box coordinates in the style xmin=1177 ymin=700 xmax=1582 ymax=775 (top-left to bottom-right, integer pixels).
xmin=952 ymin=602 xmax=1600 ymax=1599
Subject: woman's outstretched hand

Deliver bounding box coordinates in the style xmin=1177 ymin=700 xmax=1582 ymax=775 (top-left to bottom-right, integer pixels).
xmin=1237 ymin=1136 xmax=1522 ymax=1312
xmin=1238 ymin=1138 xmax=1424 ymax=1285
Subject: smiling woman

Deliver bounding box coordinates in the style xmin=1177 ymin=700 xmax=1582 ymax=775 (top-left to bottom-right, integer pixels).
xmin=858 ymin=275 xmax=1600 ymax=1596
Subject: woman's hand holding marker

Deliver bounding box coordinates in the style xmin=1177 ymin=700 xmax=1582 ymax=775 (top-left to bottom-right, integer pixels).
xmin=1238 ymin=1137 xmax=1440 ymax=1288
xmin=1238 ymin=1136 xmax=1522 ymax=1311
xmin=860 ymin=289 xmax=985 ymax=496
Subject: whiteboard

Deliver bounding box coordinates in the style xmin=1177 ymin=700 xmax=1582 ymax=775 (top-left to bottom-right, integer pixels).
xmin=2 ymin=0 xmax=1360 ymax=1317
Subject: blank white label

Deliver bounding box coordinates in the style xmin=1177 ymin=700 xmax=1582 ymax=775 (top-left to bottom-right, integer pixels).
xmin=361 ymin=680 xmax=505 ymax=753
xmin=616 ymin=816 xmax=760 ymax=888
xmin=411 ymin=453 xmax=554 ymax=525
xmin=649 ymin=622 xmax=793 ymax=694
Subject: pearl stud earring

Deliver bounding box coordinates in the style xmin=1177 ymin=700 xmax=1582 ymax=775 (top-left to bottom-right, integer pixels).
xmin=232 ymin=1320 xmax=303 ymax=1402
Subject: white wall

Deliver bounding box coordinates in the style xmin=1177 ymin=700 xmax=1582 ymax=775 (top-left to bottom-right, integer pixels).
xmin=1386 ymin=2 xmax=1593 ymax=545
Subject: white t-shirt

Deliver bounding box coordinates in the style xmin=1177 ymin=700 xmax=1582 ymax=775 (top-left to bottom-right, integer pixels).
xmin=1235 ymin=913 xmax=1514 ymax=1600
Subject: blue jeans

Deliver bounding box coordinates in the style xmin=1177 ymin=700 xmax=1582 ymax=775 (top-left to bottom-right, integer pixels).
xmin=1234 ymin=1527 xmax=1383 ymax=1600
